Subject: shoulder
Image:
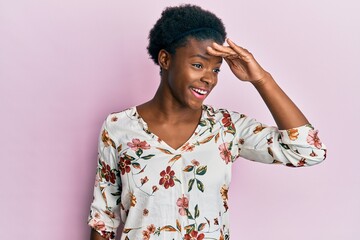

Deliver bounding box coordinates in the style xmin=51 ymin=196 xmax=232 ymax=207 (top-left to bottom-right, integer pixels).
xmin=101 ymin=106 xmax=138 ymax=133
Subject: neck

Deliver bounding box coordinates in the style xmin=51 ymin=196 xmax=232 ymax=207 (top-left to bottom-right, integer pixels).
xmin=138 ymin=83 xmax=203 ymax=124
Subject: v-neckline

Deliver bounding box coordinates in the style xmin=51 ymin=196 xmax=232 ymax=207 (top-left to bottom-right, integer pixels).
xmin=133 ymin=106 xmax=205 ymax=152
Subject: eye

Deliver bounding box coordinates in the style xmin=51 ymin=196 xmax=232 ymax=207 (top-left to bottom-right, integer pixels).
xmin=213 ymin=68 xmax=221 ymax=73
xmin=192 ymin=63 xmax=202 ymax=69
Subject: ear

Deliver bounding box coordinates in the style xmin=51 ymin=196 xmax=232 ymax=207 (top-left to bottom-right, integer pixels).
xmin=158 ymin=49 xmax=171 ymax=70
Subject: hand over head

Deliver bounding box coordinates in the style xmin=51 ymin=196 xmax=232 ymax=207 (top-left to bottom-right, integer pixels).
xmin=207 ymin=38 xmax=268 ymax=83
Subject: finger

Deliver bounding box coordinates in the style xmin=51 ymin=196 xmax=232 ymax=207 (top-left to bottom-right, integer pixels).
xmin=207 ymin=46 xmax=237 ymax=58
xmin=211 ymin=42 xmax=237 ymax=55
xmin=226 ymin=38 xmax=252 ymax=58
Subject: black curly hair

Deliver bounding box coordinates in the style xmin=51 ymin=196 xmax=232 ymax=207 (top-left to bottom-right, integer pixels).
xmin=147 ymin=4 xmax=227 ymax=65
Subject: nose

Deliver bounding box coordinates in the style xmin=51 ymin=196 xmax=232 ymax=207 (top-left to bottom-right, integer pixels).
xmin=200 ymin=70 xmax=217 ymax=86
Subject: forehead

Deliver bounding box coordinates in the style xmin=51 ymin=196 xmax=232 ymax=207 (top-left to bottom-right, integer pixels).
xmin=175 ymin=38 xmax=222 ymax=62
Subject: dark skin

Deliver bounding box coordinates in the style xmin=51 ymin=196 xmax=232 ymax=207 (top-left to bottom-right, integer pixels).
xmin=137 ymin=38 xmax=222 ymax=150
xmin=90 ymin=37 xmax=308 ymax=239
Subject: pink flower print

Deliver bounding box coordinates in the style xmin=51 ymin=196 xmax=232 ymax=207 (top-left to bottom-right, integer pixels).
xmin=176 ymin=195 xmax=189 ymax=216
xmin=191 ymin=159 xmax=200 ymax=166
xmin=142 ymin=230 xmax=150 ymax=240
xmin=88 ymin=214 xmax=106 ymax=231
xmin=159 ymin=166 xmax=175 ymax=189
xmin=219 ymin=143 xmax=232 ymax=164
xmin=307 ymin=129 xmax=322 ymax=149
xmin=127 ymin=138 xmax=150 ymax=151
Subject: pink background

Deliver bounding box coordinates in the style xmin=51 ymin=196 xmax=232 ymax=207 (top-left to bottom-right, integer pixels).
xmin=1 ymin=0 xmax=359 ymax=239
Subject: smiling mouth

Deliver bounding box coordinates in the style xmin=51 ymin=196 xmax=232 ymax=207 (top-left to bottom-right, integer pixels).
xmin=191 ymin=87 xmax=208 ymax=95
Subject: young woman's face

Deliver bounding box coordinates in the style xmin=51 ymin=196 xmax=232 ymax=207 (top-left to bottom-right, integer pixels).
xmin=165 ymin=38 xmax=223 ymax=110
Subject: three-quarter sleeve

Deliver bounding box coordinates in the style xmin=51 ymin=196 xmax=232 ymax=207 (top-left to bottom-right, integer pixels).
xmin=88 ymin=117 xmax=121 ymax=239
xmin=233 ymin=112 xmax=326 ymax=167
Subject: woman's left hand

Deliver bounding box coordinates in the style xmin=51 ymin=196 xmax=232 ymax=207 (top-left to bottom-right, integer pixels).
xmin=207 ymin=38 xmax=268 ymax=84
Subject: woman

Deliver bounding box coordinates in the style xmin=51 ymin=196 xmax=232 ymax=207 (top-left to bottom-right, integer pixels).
xmin=88 ymin=5 xmax=326 ymax=240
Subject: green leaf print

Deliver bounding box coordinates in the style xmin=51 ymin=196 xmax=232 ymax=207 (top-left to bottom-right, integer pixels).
xmin=136 ymin=148 xmax=143 ymax=157
xmin=186 ymin=208 xmax=194 ymax=220
xmin=199 ymin=120 xmax=207 ymax=126
xmin=280 ymin=143 xmax=290 ymax=150
xmin=188 ymin=178 xmax=195 ymax=192
xmin=196 ymin=166 xmax=207 ymax=175
xmin=141 ymin=154 xmax=155 ymax=160
xmin=131 ymin=162 xmax=141 ymax=169
xmin=196 ymin=179 xmax=204 ymax=192
xmin=184 ymin=224 xmax=195 ymax=234
xmin=198 ymin=223 xmax=206 ymax=231
xmin=194 ymin=204 xmax=200 ymax=218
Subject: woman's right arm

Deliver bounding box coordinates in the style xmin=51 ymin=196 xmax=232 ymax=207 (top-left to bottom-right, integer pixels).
xmin=88 ymin=116 xmax=122 ymax=239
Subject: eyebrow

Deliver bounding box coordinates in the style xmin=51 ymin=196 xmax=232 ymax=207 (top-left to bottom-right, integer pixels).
xmin=190 ymin=54 xmax=222 ymax=63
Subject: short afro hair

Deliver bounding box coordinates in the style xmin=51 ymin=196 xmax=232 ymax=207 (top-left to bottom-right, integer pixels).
xmin=147 ymin=4 xmax=227 ymax=65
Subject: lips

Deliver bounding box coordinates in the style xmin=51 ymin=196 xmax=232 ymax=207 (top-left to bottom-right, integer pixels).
xmin=191 ymin=87 xmax=208 ymax=95
xmin=190 ymin=87 xmax=209 ymax=99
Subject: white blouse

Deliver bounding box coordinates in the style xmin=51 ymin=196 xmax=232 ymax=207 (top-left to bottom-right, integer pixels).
xmin=88 ymin=105 xmax=326 ymax=239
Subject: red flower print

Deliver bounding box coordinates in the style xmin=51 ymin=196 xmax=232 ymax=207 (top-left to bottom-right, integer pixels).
xmin=143 ymin=208 xmax=149 ymax=216
xmin=221 ymin=113 xmax=232 ymax=127
xmin=176 ymin=195 xmax=189 ymax=216
xmin=218 ymin=143 xmax=232 ymax=164
xmin=310 ymin=150 xmax=317 ymax=157
xmin=141 ymin=176 xmax=149 ymax=185
xmin=147 ymin=224 xmax=156 ymax=234
xmin=127 ymin=138 xmax=150 ymax=151
xmin=152 ymin=185 xmax=159 ymax=193
xmin=184 ymin=230 xmax=205 ymax=240
xmin=119 ymin=157 xmax=131 ymax=175
xmin=307 ymin=129 xmax=322 ymax=149
xmin=101 ymin=161 xmax=116 ymax=184
xmin=159 ymin=166 xmax=175 ymax=189
xmin=297 ymin=158 xmax=307 ymax=167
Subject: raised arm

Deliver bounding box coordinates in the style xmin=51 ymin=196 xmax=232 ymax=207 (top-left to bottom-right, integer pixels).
xmin=207 ymin=38 xmax=308 ymax=129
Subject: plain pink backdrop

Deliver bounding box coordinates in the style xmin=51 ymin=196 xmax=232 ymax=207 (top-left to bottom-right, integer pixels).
xmin=1 ymin=0 xmax=359 ymax=239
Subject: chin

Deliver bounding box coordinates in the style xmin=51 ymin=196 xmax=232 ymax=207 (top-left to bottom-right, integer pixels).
xmin=187 ymin=101 xmax=204 ymax=110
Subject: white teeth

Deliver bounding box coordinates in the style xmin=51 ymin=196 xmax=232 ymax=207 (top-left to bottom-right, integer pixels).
xmin=192 ymin=88 xmax=208 ymax=95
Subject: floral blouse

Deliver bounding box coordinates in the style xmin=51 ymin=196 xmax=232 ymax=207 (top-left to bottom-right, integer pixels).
xmin=88 ymin=105 xmax=326 ymax=240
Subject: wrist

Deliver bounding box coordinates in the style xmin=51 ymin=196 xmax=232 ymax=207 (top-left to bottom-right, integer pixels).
xmin=251 ymin=72 xmax=273 ymax=88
